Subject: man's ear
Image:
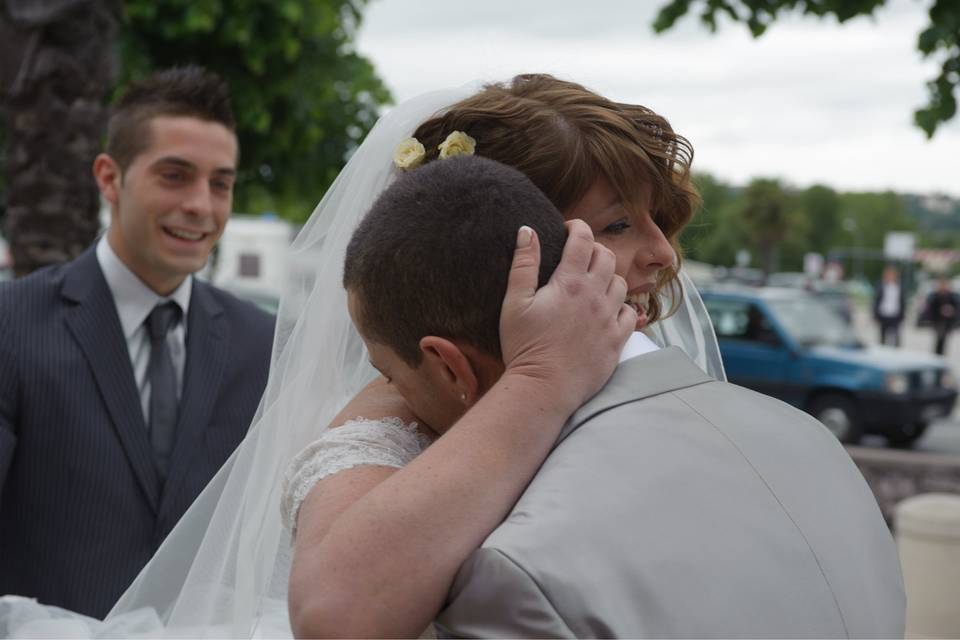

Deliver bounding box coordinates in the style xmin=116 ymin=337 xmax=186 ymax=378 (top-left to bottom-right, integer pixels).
xmin=93 ymin=153 xmax=121 ymax=206
xmin=419 ymin=336 xmax=480 ymax=405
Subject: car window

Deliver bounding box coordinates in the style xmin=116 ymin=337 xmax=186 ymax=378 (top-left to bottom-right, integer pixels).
xmin=705 ymin=299 xmax=748 ymax=338
xmin=767 ymin=296 xmax=859 ymax=347
xmin=705 ymin=299 xmax=776 ymax=343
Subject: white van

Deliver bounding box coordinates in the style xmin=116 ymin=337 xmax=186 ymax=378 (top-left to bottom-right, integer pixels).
xmin=211 ymin=214 xmax=296 ymax=312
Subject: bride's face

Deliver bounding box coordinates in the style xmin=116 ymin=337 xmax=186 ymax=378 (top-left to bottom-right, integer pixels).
xmin=566 ymin=177 xmax=674 ymax=331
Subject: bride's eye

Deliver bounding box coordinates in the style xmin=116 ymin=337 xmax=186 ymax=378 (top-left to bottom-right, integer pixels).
xmin=602 ymin=218 xmax=631 ymax=235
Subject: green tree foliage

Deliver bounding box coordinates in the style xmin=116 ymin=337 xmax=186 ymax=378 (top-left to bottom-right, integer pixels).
xmin=917 ymin=230 xmax=959 ymax=250
xmin=121 ymin=0 xmax=391 ymax=222
xmin=834 ymin=191 xmax=916 ymax=281
xmin=682 ymin=173 xmax=745 ymax=267
xmin=799 ymin=185 xmax=841 ymax=255
xmin=684 ymin=174 xmax=944 ymax=279
xmin=902 ymin=193 xmax=960 ymax=232
xmin=684 ymin=175 xmax=810 ymax=273
xmin=838 ymin=191 xmax=915 ymax=247
xmin=739 ymin=178 xmax=798 ymax=275
xmin=653 ymin=0 xmax=959 ymax=137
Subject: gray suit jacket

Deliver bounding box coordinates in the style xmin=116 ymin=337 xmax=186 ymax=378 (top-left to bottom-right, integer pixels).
xmin=437 ymin=347 xmax=904 ymax=638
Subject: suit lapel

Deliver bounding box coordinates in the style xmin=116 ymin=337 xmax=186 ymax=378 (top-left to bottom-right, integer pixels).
xmin=61 ymin=247 xmax=161 ymax=512
xmin=557 ymin=346 xmax=715 ymax=447
xmin=159 ymin=281 xmax=228 ymax=515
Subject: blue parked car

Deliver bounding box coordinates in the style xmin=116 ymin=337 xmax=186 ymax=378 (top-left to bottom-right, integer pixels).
xmin=701 ymin=286 xmax=957 ymax=447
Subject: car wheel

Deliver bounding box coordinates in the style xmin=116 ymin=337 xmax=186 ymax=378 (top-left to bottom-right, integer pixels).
xmin=887 ymin=422 xmax=929 ymax=449
xmin=809 ymin=394 xmax=863 ymax=444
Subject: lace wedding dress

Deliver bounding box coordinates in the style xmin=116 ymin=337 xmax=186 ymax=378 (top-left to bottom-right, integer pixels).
xmin=280 ymin=417 xmax=434 ymax=537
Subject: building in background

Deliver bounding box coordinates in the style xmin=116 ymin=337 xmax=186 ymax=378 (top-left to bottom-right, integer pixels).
xmin=211 ymin=214 xmax=296 ymax=313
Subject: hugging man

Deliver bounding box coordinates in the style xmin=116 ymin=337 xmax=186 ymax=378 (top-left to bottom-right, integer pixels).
xmin=333 ymin=155 xmax=904 ymax=637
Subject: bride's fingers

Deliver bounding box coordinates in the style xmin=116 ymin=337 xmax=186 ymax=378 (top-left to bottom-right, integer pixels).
xmin=554 ymin=219 xmax=596 ymax=277
xmin=587 ymin=242 xmax=616 ymax=278
xmin=606 ymin=274 xmax=627 ymax=305
xmin=617 ymin=301 xmax=639 ymax=334
xmin=503 ymin=225 xmax=541 ymax=309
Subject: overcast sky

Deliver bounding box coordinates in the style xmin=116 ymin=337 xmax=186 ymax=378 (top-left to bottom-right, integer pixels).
xmin=355 ymin=0 xmax=959 ymax=198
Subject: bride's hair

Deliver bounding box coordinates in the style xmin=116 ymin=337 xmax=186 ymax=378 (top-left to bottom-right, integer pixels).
xmin=412 ymin=73 xmax=700 ymax=323
xmin=344 ymin=156 xmax=566 ymax=365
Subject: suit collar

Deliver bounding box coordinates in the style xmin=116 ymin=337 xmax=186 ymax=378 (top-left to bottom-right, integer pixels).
xmin=61 ymin=244 xmax=104 ymax=304
xmin=61 ymin=249 xmax=230 ymax=514
xmin=95 ymin=236 xmax=193 ymax=340
xmin=61 ymin=246 xmax=162 ymax=511
xmin=158 ymin=279 xmax=228 ymax=515
xmin=187 ymin=276 xmax=224 ymax=319
xmin=558 ymin=347 xmax=714 ymax=445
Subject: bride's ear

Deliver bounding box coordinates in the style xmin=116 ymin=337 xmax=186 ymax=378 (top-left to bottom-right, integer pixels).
xmin=419 ymin=336 xmax=481 ymax=405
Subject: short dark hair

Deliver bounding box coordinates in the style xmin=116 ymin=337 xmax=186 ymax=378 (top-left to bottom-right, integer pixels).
xmin=344 ymin=156 xmax=567 ymax=366
xmin=106 ymin=65 xmax=235 ymax=171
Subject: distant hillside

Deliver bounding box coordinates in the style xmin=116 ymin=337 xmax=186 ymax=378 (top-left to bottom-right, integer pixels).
xmin=901 ymin=193 xmax=960 ymax=232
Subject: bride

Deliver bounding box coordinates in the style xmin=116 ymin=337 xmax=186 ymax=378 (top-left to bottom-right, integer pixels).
xmin=0 ymin=74 xmax=722 ymax=637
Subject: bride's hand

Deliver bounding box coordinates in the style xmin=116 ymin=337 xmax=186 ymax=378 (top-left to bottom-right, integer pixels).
xmin=499 ymin=220 xmax=636 ymax=413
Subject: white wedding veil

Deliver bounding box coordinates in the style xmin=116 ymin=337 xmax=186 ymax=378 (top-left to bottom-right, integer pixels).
xmin=1 ymin=81 xmax=724 ymax=638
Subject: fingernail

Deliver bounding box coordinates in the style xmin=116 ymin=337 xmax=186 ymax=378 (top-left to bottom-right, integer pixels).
xmin=517 ymin=226 xmax=532 ymax=248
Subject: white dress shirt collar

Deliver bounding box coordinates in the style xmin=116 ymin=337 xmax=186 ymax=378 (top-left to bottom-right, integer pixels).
xmin=96 ymin=235 xmax=193 ymax=338
xmin=619 ymin=331 xmax=660 ymax=363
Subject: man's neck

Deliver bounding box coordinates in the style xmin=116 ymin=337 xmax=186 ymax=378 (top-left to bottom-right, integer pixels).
xmin=106 ymin=229 xmax=186 ymax=296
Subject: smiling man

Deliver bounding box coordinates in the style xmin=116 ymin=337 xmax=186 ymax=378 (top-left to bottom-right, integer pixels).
xmin=0 ymin=66 xmax=274 ymax=618
xmin=96 ymin=113 xmax=237 ymax=295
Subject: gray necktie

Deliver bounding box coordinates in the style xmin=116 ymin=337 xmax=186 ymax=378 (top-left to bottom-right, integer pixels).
xmin=146 ymin=302 xmax=182 ymax=485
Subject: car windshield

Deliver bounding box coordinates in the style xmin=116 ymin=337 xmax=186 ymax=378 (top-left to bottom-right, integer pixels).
xmin=767 ymin=296 xmax=860 ymax=348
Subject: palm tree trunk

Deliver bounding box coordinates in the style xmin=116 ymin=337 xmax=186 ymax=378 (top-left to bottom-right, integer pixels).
xmin=1 ymin=0 xmax=120 ymax=276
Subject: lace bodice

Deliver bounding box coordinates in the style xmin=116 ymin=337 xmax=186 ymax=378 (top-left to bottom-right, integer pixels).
xmin=281 ymin=417 xmax=433 ymax=535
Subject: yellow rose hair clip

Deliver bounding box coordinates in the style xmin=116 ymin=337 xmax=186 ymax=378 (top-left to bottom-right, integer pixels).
xmin=438 ymin=131 xmax=476 ymax=159
xmin=393 ymin=137 xmax=426 ymax=170
xmin=393 ymin=131 xmax=477 ymax=171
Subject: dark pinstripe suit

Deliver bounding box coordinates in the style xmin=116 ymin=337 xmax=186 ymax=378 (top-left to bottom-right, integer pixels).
xmin=0 ymin=246 xmax=274 ymax=618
